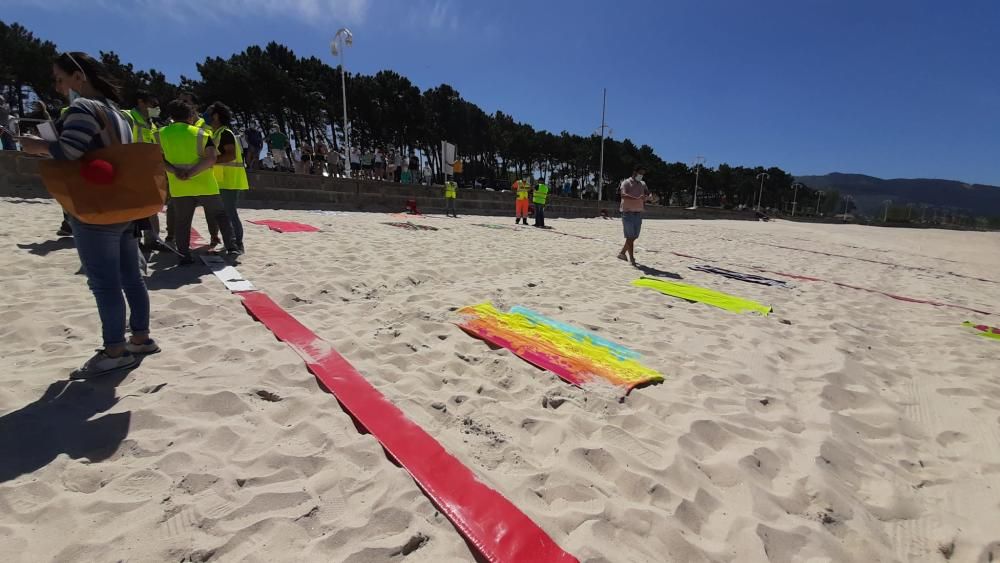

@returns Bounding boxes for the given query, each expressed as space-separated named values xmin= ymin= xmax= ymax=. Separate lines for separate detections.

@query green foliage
xmin=1 ymin=18 xmax=868 ymax=212
xmin=0 ymin=21 xmax=58 ymax=113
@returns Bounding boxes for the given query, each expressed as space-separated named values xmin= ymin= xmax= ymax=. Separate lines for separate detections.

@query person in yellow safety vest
xmin=128 ymin=90 xmax=160 ymax=143
xmin=125 ymin=89 xmax=167 ymax=250
xmin=178 ymin=91 xmax=208 ymax=129
xmin=155 ymin=99 xmax=240 ymax=265
xmin=177 ymin=91 xmax=227 ymax=244
xmin=444 ymin=178 xmax=458 ymax=218
xmin=204 ymin=102 xmax=250 ymax=253
xmin=532 ymin=178 xmax=550 ymax=228
xmin=513 ymin=177 xmax=530 ymax=225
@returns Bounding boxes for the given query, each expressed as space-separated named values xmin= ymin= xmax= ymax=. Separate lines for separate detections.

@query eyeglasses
xmin=62 ymin=52 xmax=86 ymax=77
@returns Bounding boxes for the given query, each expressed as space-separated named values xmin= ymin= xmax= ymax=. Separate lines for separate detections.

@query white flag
xmin=441 ymin=141 xmax=457 ymax=174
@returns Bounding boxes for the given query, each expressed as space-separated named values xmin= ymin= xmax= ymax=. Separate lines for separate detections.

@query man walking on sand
xmin=618 ymin=165 xmax=651 ymax=265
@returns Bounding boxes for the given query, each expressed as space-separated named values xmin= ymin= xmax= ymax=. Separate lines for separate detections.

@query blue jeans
xmin=220 ymin=189 xmax=244 ymax=247
xmin=69 ymin=217 xmax=150 ymax=348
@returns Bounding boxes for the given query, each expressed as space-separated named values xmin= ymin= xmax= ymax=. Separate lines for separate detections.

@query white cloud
xmin=10 ymin=0 xmax=370 ymax=26
xmin=427 ymin=0 xmax=457 ymax=30
xmin=406 ymin=0 xmax=458 ymax=32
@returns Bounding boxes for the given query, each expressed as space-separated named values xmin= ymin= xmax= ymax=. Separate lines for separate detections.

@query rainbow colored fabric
xmin=457 ymin=303 xmax=663 ymax=390
xmin=633 ymin=277 xmax=772 ymax=316
xmin=964 ymin=321 xmax=1000 ymax=341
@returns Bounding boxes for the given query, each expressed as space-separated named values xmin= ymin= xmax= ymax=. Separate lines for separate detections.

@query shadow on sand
xmin=16 ymin=237 xmax=75 ymax=257
xmin=0 ymin=364 xmax=142 ymax=483
xmin=633 ymin=263 xmax=683 ymax=280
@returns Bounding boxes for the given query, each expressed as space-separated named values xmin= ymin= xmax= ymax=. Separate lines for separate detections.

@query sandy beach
xmin=1 ymin=197 xmax=998 ymax=562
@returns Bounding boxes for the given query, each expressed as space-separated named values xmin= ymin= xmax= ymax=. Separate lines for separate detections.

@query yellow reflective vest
xmin=533 ymin=183 xmax=549 ymax=205
xmin=211 ymin=126 xmax=250 ymax=190
xmin=155 ymin=123 xmax=219 ymax=197
xmin=128 ymin=109 xmax=156 ymax=144
xmin=514 ymin=180 xmax=529 ymax=200
xmin=444 ymin=180 xmax=457 ymax=199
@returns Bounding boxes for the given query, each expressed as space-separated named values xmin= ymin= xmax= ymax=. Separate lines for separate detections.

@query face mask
xmin=67 ymin=89 xmax=82 ymax=103
xmin=635 ymin=174 xmax=644 ymax=182
xmin=148 ymin=107 xmax=161 ymax=118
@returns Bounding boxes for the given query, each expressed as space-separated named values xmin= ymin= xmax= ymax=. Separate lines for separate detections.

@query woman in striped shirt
xmin=20 ymin=52 xmax=160 ymax=379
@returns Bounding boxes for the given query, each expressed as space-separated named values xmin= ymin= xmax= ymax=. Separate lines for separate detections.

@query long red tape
xmin=238 ymin=291 xmax=577 ymax=563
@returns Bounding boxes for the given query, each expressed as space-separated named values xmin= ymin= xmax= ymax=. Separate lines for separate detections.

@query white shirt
xmin=619 ymin=177 xmax=650 ymax=212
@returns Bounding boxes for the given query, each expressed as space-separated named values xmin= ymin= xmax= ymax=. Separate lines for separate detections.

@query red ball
xmin=80 ymin=159 xmax=116 ymax=185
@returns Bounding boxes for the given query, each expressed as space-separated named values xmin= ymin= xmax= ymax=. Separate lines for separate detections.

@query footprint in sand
xmin=158 ymin=505 xmax=199 ymax=540
xmin=602 ymin=426 xmax=661 ymax=466
xmin=935 ymin=430 xmax=969 ymax=447
xmin=197 ymin=494 xmax=240 ymax=521
xmin=108 ymin=469 xmax=171 ymax=498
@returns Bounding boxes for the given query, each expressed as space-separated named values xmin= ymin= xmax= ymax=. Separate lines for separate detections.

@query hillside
xmin=794 ymin=173 xmax=1000 ymax=216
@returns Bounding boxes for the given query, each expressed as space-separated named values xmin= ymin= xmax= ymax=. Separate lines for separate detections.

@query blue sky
xmin=9 ymin=0 xmax=1000 ymax=184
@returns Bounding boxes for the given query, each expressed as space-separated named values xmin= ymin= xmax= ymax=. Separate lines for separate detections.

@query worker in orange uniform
xmin=513 ymin=176 xmax=531 ymax=225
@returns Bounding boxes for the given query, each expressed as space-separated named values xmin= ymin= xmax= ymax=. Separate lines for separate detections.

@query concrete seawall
xmin=0 ymin=151 xmax=757 ymax=221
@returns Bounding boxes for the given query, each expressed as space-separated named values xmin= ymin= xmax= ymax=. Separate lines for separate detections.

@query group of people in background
xmin=13 ymin=51 xmax=253 ymax=379
xmin=87 ymin=89 xmax=248 ymax=261
xmin=210 ymin=116 xmax=433 ymax=185
xmin=253 ymin=132 xmax=433 ymax=185
xmin=511 ymin=176 xmax=551 ymax=228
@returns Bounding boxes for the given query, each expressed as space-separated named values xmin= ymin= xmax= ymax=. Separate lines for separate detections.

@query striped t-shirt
xmin=49 ymin=97 xmax=134 ymax=161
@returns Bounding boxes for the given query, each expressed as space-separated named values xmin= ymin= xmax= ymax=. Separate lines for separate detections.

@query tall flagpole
xmin=331 ymin=28 xmax=354 ymax=177
xmin=598 ymin=88 xmax=607 ymax=202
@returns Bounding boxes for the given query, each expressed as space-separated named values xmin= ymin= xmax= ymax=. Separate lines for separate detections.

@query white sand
xmin=1 ymin=198 xmax=998 ymax=562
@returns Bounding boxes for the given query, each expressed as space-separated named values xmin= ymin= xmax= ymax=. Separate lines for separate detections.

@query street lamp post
xmin=689 ymin=156 xmax=705 ymax=209
xmin=597 ymin=88 xmax=610 ymax=202
xmin=331 ymin=28 xmax=354 ymax=177
xmin=791 ymin=182 xmax=803 ymax=216
xmin=882 ymin=199 xmax=892 ymax=223
xmin=755 ymin=172 xmax=770 ymax=211
xmin=842 ymin=195 xmax=853 ymax=221
xmin=816 ymin=190 xmax=824 ymax=215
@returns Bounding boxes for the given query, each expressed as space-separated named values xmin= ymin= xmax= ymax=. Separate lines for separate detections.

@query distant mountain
xmin=794 ymin=173 xmax=1000 ymax=217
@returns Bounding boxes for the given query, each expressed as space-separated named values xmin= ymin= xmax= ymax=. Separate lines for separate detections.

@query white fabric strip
xmin=200 ymin=255 xmax=255 ymax=292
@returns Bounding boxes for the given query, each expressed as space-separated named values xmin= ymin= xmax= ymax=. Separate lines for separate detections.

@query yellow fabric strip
xmin=963 ymin=321 xmax=1000 ymax=340
xmin=633 ymin=277 xmax=772 ymax=316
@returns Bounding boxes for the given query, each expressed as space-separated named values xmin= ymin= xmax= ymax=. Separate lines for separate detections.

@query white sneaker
xmin=70 ymin=349 xmax=140 ymax=380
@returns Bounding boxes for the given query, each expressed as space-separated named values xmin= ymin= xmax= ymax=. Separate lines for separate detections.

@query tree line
xmin=3 ymin=18 xmax=848 ymax=213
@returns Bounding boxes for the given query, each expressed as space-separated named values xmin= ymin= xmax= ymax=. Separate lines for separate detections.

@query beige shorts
xmin=270 ymin=148 xmax=290 ymax=165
